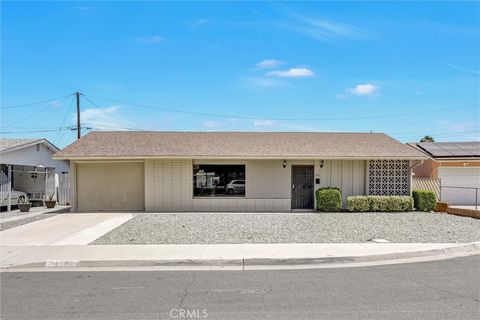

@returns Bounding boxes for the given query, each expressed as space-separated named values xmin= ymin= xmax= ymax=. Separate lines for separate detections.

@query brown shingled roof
xmin=54 ymin=131 xmax=427 ymax=159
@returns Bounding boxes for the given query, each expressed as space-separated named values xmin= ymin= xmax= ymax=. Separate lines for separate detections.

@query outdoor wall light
xmin=320 ymin=160 xmax=324 ymax=168
xmin=283 ymin=160 xmax=287 ymax=168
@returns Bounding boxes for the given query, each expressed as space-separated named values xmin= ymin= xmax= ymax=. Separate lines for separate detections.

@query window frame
xmin=192 ymin=164 xmax=246 ymax=198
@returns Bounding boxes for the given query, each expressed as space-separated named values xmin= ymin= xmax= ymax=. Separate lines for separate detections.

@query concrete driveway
xmin=0 ymin=213 xmax=133 ymax=246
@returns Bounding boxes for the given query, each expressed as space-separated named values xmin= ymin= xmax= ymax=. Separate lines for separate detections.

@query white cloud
xmin=253 ymin=119 xmax=275 ymax=126
xmin=347 ymin=83 xmax=378 ymax=95
xmin=191 ymin=19 xmax=208 ymax=27
xmin=203 ymin=120 xmax=218 ymax=128
xmin=80 ymin=106 xmax=134 ymax=131
xmin=266 ymin=67 xmax=314 ymax=78
xmin=336 ymin=94 xmax=347 ymax=99
xmin=245 ymin=77 xmax=284 ymax=89
xmin=437 ymin=119 xmax=476 ymax=131
xmin=134 ymin=35 xmax=165 ymax=44
xmin=256 ymin=59 xmax=285 ymax=69
xmin=301 ymin=18 xmax=367 ymax=40
xmin=445 ymin=63 xmax=480 ymax=75
xmin=279 ymin=8 xmax=371 ymax=42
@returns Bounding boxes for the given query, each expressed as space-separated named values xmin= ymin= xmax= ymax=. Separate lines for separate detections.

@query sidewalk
xmin=1 ymin=242 xmax=479 ymax=270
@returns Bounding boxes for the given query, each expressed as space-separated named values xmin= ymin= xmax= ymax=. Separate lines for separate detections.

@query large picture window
xmin=193 ymin=164 xmax=245 ymax=197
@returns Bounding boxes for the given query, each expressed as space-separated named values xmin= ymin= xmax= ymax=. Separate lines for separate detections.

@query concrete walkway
xmin=0 ymin=213 xmax=133 ymax=246
xmin=0 ymin=205 xmax=70 ymax=223
xmin=1 ymin=242 xmax=478 ymax=270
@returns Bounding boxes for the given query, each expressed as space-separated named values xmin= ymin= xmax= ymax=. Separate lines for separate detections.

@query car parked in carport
xmin=0 ymin=189 xmax=28 ymax=208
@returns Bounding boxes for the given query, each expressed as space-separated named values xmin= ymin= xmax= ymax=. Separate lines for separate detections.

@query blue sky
xmin=1 ymin=1 xmax=479 ymax=148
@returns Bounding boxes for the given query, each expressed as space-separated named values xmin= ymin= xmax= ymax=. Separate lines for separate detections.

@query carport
xmin=0 ymin=164 xmax=56 ymax=211
xmin=0 ymin=138 xmax=70 ymax=212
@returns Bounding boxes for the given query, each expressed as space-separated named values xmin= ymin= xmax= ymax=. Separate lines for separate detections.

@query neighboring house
xmin=54 ymin=131 xmax=427 ymax=212
xmin=409 ymin=141 xmax=480 ymax=205
xmin=0 ymin=138 xmax=70 ymax=208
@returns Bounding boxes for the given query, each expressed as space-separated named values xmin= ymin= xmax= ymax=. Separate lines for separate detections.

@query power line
xmin=3 ymin=104 xmax=60 ymax=129
xmin=2 ymin=94 xmax=74 ymax=129
xmin=54 ymin=95 xmax=75 ymax=144
xmin=0 ymin=127 xmax=71 ymax=134
xmin=82 ymin=96 xmax=143 ymax=131
xmin=82 ymin=123 xmax=145 ymax=131
xmin=0 ymin=93 xmax=75 ymax=109
xmin=85 ymin=94 xmax=478 ymax=121
xmin=393 ymin=129 xmax=480 ymax=139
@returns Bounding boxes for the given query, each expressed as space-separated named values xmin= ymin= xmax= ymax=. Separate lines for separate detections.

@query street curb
xmin=4 ymin=242 xmax=480 ymax=270
xmin=245 ymin=242 xmax=480 ymax=266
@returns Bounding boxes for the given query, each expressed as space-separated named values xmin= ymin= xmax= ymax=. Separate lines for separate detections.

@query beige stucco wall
xmin=70 ymin=159 xmax=370 ymax=212
xmin=76 ymin=161 xmax=145 ymax=211
xmin=145 ymin=159 xmax=293 ymax=212
xmin=316 ymin=160 xmax=366 ymax=205
xmin=144 ymin=159 xmax=367 ymax=212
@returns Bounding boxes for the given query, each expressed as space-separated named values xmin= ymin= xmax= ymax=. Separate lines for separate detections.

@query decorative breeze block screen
xmin=367 ymin=160 xmax=409 ymax=195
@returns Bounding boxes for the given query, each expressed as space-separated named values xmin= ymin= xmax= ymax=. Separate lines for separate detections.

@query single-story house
xmin=0 ymin=138 xmax=70 ymax=209
xmin=409 ymin=141 xmax=480 ymax=205
xmin=53 ymin=131 xmax=427 ymax=212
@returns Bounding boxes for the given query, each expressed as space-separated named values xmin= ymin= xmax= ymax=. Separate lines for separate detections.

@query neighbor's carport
xmin=75 ymin=162 xmax=144 ymax=211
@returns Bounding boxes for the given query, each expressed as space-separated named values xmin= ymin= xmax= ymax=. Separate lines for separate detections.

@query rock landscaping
xmin=92 ymin=212 xmax=480 ymax=245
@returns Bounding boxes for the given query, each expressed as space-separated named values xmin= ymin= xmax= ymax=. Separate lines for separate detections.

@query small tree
xmin=420 ymin=135 xmax=435 ymax=142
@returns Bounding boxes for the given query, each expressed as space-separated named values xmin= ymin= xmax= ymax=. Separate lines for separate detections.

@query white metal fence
xmin=0 ymin=170 xmax=9 ymax=206
xmin=57 ymin=173 xmax=70 ymax=205
xmin=440 ymin=185 xmax=479 ymax=210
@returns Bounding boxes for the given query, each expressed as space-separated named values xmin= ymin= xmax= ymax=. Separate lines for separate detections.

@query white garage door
xmin=439 ymin=167 xmax=480 ymax=205
xmin=77 ymin=162 xmax=145 ymax=211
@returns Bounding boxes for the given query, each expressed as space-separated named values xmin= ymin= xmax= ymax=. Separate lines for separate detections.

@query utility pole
xmin=76 ymin=91 xmax=81 ymax=140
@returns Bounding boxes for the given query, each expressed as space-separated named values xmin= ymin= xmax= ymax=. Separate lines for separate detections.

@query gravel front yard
xmin=92 ymin=212 xmax=480 ymax=245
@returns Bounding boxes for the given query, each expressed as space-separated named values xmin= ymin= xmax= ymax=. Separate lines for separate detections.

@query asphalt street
xmin=1 ymin=256 xmax=479 ymax=320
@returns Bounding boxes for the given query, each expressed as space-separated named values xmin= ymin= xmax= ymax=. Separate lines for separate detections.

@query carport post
xmin=7 ymin=164 xmax=11 ymax=212
xmin=44 ymin=168 xmax=48 ymax=206
xmin=476 ymin=188 xmax=478 ymax=211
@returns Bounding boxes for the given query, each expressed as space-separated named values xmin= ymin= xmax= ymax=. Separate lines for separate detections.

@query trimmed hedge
xmin=347 ymin=195 xmax=413 ymax=212
xmin=412 ymin=190 xmax=437 ymax=212
xmin=346 ymin=196 xmax=369 ymax=212
xmin=316 ymin=187 xmax=342 ymax=212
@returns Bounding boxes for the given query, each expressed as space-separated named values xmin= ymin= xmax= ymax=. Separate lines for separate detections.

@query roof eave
xmin=0 ymin=139 xmax=60 ymax=154
xmin=53 ymin=155 xmax=428 ymax=161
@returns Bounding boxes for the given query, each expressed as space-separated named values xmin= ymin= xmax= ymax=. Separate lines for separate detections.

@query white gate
xmin=0 ymin=170 xmax=10 ymax=207
xmin=58 ymin=172 xmax=70 ymax=205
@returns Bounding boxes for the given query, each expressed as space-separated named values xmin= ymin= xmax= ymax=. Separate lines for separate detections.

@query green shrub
xmin=367 ymin=196 xmax=385 ymax=211
xmin=347 ymin=195 xmax=413 ymax=212
xmin=316 ymin=187 xmax=342 ymax=212
xmin=412 ymin=190 xmax=437 ymax=212
xmin=347 ymin=196 xmax=369 ymax=212
xmin=387 ymin=196 xmax=414 ymax=211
